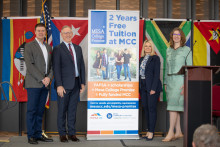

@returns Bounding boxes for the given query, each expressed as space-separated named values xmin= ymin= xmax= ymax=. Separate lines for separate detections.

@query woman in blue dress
xmin=162 ymin=27 xmax=192 ymax=142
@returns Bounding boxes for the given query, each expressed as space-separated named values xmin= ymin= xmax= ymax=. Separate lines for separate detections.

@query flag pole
xmin=41 ymin=0 xmax=52 ymax=139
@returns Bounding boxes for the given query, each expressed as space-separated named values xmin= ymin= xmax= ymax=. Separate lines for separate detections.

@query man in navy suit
xmin=53 ymin=25 xmax=85 ymax=142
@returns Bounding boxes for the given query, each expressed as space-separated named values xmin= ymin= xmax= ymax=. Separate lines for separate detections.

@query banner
xmin=51 ymin=18 xmax=88 ymax=101
xmin=145 ymin=19 xmax=191 ymax=101
xmin=87 ymin=10 xmax=139 ymax=140
xmin=1 ymin=17 xmax=40 ymax=102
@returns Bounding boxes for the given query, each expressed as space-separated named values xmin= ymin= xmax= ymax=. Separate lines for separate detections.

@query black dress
xmin=93 ymin=56 xmax=102 ymax=68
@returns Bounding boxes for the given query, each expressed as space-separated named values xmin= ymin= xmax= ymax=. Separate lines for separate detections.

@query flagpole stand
xmin=42 ymin=130 xmax=51 ymax=139
xmin=42 ymin=109 xmax=52 ymax=139
xmin=19 ymin=102 xmax=22 ymax=136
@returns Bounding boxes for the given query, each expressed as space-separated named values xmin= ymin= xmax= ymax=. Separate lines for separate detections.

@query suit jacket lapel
xmin=72 ymin=44 xmax=78 ymax=58
xmin=61 ymin=42 xmax=74 ymax=62
xmin=33 ymin=39 xmax=45 ymax=59
xmin=45 ymin=44 xmax=51 ymax=72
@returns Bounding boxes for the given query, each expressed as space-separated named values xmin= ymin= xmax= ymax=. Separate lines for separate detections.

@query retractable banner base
xmin=87 ymin=135 xmax=139 ymax=140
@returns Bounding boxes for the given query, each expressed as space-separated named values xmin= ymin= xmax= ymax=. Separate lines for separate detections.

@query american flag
xmin=41 ymin=0 xmax=52 ymax=46
xmin=41 ymin=0 xmax=52 ymax=108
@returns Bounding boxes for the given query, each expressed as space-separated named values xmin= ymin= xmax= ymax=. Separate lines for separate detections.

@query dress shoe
xmin=162 ymin=137 xmax=176 ymax=142
xmin=60 ymin=135 xmax=68 ymax=142
xmin=146 ymin=133 xmax=154 ymax=141
xmin=146 ymin=136 xmax=154 ymax=141
xmin=28 ymin=137 xmax=38 ymax=144
xmin=37 ymin=135 xmax=53 ymax=142
xmin=175 ymin=134 xmax=184 ymax=139
xmin=68 ymin=135 xmax=80 ymax=142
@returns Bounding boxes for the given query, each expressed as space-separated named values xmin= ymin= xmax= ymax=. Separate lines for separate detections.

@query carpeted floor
xmin=0 ymin=135 xmax=183 ymax=147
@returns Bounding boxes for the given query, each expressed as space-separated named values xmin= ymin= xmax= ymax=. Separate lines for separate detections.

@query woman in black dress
xmin=93 ymin=51 xmax=102 ymax=78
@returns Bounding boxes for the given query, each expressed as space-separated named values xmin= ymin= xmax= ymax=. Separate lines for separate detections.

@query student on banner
xmin=101 ymin=48 xmax=108 ymax=80
xmin=115 ymin=50 xmax=124 ymax=81
xmin=163 ymin=27 xmax=192 ymax=142
xmin=123 ymin=48 xmax=132 ymax=81
xmin=93 ymin=51 xmax=102 ymax=78
xmin=139 ymin=40 xmax=162 ymax=141
xmin=108 ymin=52 xmax=116 ymax=81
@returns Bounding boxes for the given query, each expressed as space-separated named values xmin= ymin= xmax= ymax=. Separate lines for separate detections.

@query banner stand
xmin=87 ymin=10 xmax=140 ymax=140
xmin=87 ymin=135 xmax=139 ymax=140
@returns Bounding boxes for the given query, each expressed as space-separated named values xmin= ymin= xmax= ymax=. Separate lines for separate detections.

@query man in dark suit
xmin=24 ymin=23 xmax=53 ymax=144
xmin=53 ymin=25 xmax=85 ymax=142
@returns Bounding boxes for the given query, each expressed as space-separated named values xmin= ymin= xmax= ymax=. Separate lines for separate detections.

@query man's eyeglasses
xmin=62 ymin=32 xmax=72 ymax=35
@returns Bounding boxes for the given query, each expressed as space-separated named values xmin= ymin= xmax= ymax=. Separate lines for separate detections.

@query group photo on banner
xmin=1 ymin=6 xmax=220 ymax=147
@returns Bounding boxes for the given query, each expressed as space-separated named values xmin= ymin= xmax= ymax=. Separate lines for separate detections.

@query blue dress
xmin=164 ymin=46 xmax=192 ymax=111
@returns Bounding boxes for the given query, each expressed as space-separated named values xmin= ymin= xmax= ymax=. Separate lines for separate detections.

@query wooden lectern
xmin=178 ymin=66 xmax=220 ymax=147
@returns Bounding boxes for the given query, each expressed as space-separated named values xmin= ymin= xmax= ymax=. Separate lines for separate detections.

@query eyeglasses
xmin=62 ymin=32 xmax=72 ymax=35
xmin=173 ymin=33 xmax=181 ymax=36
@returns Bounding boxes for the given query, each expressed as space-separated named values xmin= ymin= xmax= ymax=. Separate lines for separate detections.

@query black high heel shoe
xmin=146 ymin=134 xmax=154 ymax=141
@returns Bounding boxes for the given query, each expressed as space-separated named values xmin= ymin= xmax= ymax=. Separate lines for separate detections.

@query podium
xmin=178 ymin=66 xmax=220 ymax=147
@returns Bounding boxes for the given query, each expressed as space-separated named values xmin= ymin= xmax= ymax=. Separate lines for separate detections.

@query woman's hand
xmin=180 ymin=85 xmax=184 ymax=95
xmin=150 ymin=90 xmax=155 ymax=95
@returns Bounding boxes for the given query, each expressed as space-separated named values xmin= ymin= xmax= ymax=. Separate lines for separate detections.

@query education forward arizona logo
xmin=90 ymin=113 xmax=103 ymax=119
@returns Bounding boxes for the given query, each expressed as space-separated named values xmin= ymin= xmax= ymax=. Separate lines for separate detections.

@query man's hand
xmin=80 ymin=84 xmax=85 ymax=93
xmin=42 ymin=77 xmax=50 ymax=87
xmin=150 ymin=90 xmax=155 ymax=95
xmin=57 ymin=86 xmax=66 ymax=98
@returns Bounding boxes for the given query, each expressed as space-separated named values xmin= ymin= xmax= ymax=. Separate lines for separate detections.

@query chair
xmin=0 ymin=81 xmax=17 ymax=112
xmin=212 ymin=84 xmax=220 ymax=130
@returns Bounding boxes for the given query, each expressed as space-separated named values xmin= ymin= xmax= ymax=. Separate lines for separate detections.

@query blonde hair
xmin=141 ymin=40 xmax=156 ymax=57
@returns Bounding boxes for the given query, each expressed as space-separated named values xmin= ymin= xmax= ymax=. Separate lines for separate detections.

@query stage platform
xmin=0 ymin=135 xmax=183 ymax=147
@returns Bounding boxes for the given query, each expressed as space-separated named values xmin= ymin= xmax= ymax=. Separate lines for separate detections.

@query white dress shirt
xmin=35 ymin=38 xmax=48 ymax=74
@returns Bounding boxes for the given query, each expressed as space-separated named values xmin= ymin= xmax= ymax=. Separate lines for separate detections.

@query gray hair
xmin=61 ymin=25 xmax=72 ymax=32
xmin=193 ymin=124 xmax=220 ymax=147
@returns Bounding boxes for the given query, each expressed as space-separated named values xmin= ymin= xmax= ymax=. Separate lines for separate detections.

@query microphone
xmin=193 ymin=40 xmax=197 ymax=46
xmin=184 ymin=40 xmax=196 ymax=66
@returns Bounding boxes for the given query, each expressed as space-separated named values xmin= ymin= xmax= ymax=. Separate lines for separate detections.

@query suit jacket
xmin=53 ymin=42 xmax=85 ymax=90
xmin=139 ymin=55 xmax=162 ymax=93
xmin=24 ymin=39 xmax=53 ymax=88
xmin=101 ymin=53 xmax=108 ymax=67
